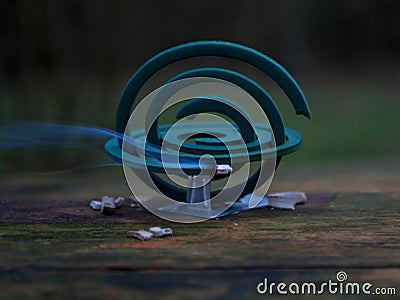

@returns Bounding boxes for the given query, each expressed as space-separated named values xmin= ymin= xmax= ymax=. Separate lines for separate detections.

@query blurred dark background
xmin=0 ymin=0 xmax=399 ymax=172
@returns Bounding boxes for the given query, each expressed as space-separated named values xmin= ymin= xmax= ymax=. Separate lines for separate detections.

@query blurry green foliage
xmin=0 ymin=0 xmax=399 ymax=170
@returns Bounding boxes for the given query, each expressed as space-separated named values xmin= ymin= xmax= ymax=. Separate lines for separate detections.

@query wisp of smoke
xmin=0 ymin=121 xmax=201 ymax=174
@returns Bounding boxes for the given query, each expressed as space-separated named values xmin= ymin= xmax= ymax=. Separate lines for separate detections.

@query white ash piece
xmin=89 ymin=196 xmax=127 ymax=214
xmin=267 ymin=191 xmax=307 ymax=210
xmin=215 ymin=164 xmax=233 ymax=175
xmin=101 ymin=195 xmax=116 ymax=215
xmin=149 ymin=227 xmax=173 ymax=237
xmin=127 ymin=227 xmax=174 ymax=241
xmin=160 ymin=228 xmax=173 ymax=236
xmin=126 ymin=230 xmax=153 ymax=241
xmin=113 ymin=197 xmax=125 ymax=209
xmin=90 ymin=200 xmax=102 ymax=211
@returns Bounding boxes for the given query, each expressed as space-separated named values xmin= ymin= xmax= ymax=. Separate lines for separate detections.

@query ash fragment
xmin=149 ymin=227 xmax=173 ymax=237
xmin=127 ymin=227 xmax=173 ymax=241
xmin=90 ymin=200 xmax=102 ymax=211
xmin=114 ymin=197 xmax=125 ymax=209
xmin=267 ymin=191 xmax=307 ymax=210
xmin=127 ymin=230 xmax=153 ymax=241
xmin=90 ymin=195 xmax=128 ymax=215
xmin=101 ymin=195 xmax=116 ymax=215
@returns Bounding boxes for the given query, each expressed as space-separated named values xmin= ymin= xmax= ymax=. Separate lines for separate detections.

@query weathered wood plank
xmin=0 ymin=192 xmax=399 ymax=299
xmin=0 ymin=193 xmax=398 ymax=269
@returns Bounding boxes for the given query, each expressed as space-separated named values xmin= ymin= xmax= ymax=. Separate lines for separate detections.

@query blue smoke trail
xmin=0 ymin=121 xmax=202 ymax=173
xmin=0 ymin=121 xmax=124 ymax=173
xmin=0 ymin=121 xmax=124 ymax=149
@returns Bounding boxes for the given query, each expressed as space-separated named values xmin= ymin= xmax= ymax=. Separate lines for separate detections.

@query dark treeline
xmin=0 ymin=0 xmax=399 ymax=122
xmin=1 ymin=0 xmax=399 ymax=76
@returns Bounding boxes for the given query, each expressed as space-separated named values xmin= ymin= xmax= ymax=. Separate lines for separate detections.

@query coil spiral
xmin=105 ymin=41 xmax=311 ymax=221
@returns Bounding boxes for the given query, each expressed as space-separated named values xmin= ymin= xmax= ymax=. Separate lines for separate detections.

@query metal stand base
xmin=186 ymin=175 xmax=211 ymax=203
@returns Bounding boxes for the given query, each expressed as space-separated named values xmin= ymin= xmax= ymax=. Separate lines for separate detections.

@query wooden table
xmin=0 ymin=168 xmax=399 ymax=299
